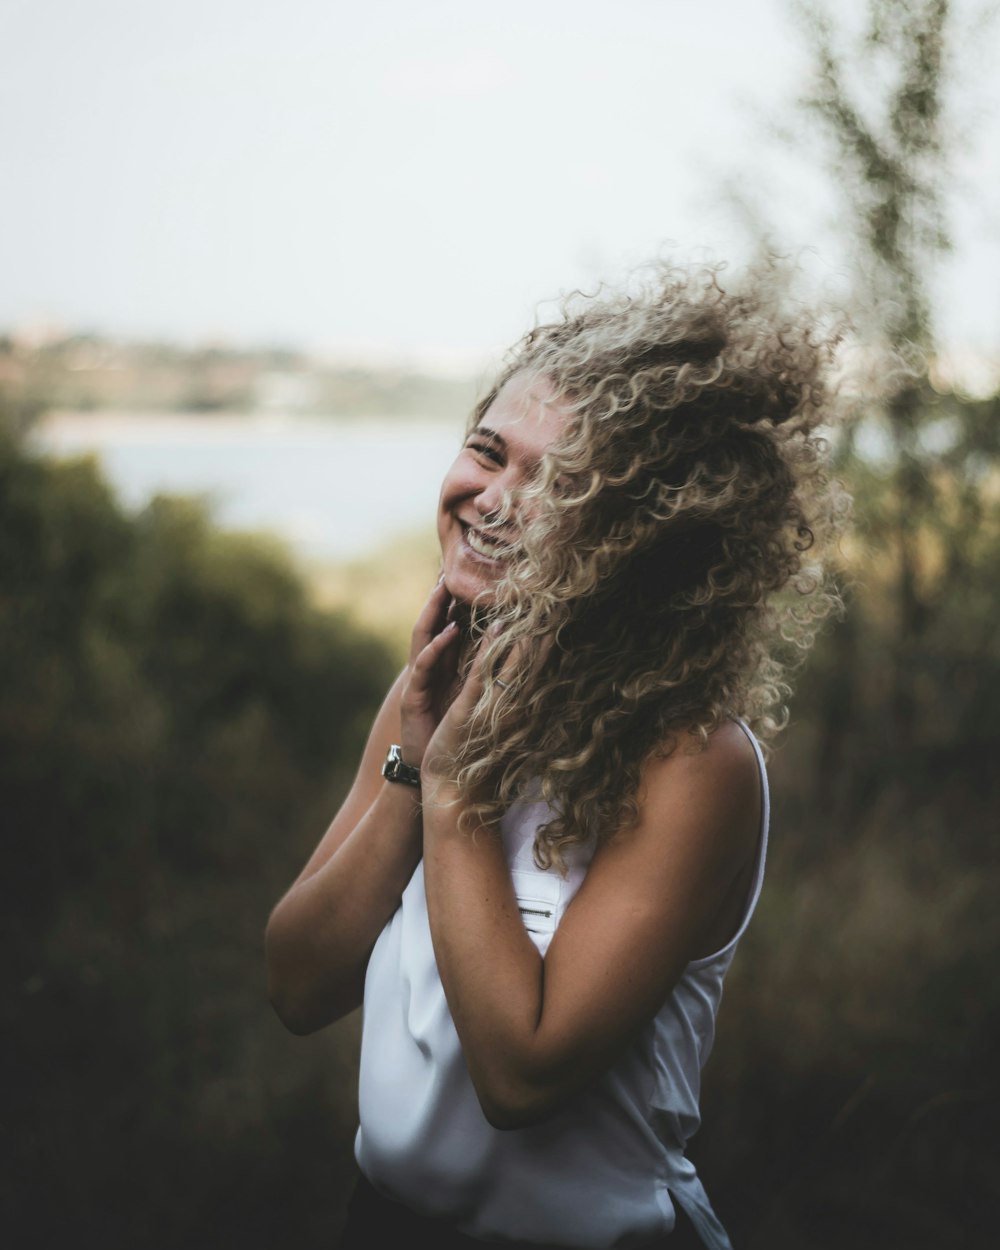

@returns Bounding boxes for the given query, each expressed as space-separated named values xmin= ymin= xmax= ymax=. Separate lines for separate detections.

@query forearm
xmin=422 ymin=787 xmax=566 ymax=1127
xmin=266 ymin=781 xmax=422 ymax=1033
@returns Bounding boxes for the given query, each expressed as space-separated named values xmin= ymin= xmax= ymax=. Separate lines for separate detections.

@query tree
xmin=695 ymin=7 xmax=1000 ymax=1245
xmin=784 ymin=0 xmax=1000 ymax=800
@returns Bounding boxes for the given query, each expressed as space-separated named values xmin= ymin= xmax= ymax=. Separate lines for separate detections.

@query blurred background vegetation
xmin=3 ymin=2 xmax=998 ymax=1248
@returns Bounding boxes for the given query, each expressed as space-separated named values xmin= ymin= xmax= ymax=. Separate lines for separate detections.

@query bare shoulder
xmin=572 ymin=721 xmax=759 ymax=946
xmin=636 ymin=720 xmax=761 ymax=853
xmin=552 ymin=718 xmax=764 ymax=1004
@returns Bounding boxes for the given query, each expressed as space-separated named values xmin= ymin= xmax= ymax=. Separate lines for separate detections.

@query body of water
xmin=31 ymin=412 xmax=465 ymax=562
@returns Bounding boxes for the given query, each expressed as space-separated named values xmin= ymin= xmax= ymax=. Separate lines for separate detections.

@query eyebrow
xmin=468 ymin=425 xmax=505 ymax=445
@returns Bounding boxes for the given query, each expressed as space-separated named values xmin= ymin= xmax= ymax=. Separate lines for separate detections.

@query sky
xmin=2 ymin=0 xmax=998 ymax=376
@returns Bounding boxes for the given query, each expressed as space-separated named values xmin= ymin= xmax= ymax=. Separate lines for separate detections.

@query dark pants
xmin=338 ymin=1173 xmax=709 ymax=1250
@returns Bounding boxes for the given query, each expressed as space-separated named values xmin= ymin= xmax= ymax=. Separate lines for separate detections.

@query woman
xmin=266 ymin=264 xmax=844 ymax=1249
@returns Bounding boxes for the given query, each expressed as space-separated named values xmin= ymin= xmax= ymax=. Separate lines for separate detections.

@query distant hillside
xmin=0 ymin=332 xmax=483 ymax=423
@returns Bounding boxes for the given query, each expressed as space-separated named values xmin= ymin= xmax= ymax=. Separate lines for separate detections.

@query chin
xmin=448 ymin=582 xmax=496 ymax=611
xmin=443 ymin=569 xmax=498 ymax=612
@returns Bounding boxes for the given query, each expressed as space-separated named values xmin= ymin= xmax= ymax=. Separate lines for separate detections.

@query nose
xmin=474 ymin=470 xmax=513 ymax=524
xmin=474 ymin=481 xmax=504 ymax=523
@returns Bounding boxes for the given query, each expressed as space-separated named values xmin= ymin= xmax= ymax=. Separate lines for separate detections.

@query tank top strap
xmin=732 ymin=716 xmax=769 ymax=935
xmin=686 ymin=717 xmax=769 ymax=968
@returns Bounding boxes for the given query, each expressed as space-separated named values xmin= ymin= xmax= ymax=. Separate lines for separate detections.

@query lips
xmin=462 ymin=523 xmax=514 ymax=562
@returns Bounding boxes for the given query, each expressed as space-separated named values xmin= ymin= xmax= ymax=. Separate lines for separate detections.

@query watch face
xmin=383 ymin=746 xmax=418 ymax=786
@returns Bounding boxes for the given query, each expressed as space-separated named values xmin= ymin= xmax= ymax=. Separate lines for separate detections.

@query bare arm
xmin=265 ymin=578 xmax=460 ymax=1034
xmin=422 ymin=659 xmax=761 ymax=1128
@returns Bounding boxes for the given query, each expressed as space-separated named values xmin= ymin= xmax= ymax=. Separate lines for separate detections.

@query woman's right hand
xmin=267 ymin=576 xmax=463 ymax=1033
xmin=399 ymin=576 xmax=462 ymax=769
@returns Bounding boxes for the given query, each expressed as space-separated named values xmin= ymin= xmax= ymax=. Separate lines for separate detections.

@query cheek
xmin=437 ymin=465 xmax=466 ymax=540
xmin=438 ymin=458 xmax=479 ymax=511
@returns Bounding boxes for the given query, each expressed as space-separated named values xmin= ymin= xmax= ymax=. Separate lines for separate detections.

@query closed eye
xmin=467 ymin=439 xmax=504 ymax=466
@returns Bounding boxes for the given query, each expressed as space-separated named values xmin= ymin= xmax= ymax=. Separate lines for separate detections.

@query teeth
xmin=465 ymin=527 xmax=511 ymax=560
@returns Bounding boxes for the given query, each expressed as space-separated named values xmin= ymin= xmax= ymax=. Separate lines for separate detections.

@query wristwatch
xmin=382 ymin=744 xmax=421 ymax=788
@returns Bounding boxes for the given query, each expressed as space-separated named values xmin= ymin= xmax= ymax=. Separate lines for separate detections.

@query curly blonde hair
xmin=449 ymin=262 xmax=847 ymax=870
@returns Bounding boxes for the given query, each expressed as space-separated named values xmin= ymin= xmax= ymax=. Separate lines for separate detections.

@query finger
xmin=447 ymin=630 xmax=493 ymax=715
xmin=482 ymin=623 xmax=553 ymax=693
xmin=409 ymin=619 xmax=460 ymax=691
xmin=409 ymin=576 xmax=452 ymax=662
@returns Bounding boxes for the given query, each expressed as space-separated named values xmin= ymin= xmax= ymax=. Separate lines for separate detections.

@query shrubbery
xmin=0 ymin=430 xmax=394 ymax=1246
xmin=3 ymin=386 xmax=998 ymax=1245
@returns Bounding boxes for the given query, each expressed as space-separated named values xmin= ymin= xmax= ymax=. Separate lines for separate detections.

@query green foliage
xmin=690 ymin=4 xmax=1000 ymax=1245
xmin=0 ymin=428 xmax=394 ymax=1245
xmin=781 ymin=0 xmax=1000 ymax=792
xmin=796 ymin=0 xmax=953 ymax=346
xmin=3 ymin=5 xmax=997 ymax=1244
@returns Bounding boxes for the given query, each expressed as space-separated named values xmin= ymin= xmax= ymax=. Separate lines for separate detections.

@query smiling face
xmin=438 ymin=373 xmax=571 ymax=607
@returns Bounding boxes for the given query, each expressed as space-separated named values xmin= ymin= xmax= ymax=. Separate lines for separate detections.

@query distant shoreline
xmin=37 ymin=408 xmax=466 ymax=431
xmin=29 ymin=410 xmax=463 ymax=564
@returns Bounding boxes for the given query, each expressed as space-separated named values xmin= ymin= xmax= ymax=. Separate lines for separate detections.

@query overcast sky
xmin=2 ymin=0 xmax=997 ymax=373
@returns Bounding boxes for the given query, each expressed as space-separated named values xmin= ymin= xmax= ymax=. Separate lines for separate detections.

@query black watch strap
xmin=382 ymin=744 xmax=421 ymax=788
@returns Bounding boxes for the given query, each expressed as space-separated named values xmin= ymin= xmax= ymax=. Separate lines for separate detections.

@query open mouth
xmin=462 ymin=523 xmax=514 ymax=562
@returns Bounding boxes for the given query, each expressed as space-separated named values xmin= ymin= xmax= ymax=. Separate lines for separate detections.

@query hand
xmin=399 ymin=577 xmax=462 ymax=770
xmin=422 ymin=619 xmax=521 ymax=788
xmin=421 ymin=616 xmax=557 ymax=790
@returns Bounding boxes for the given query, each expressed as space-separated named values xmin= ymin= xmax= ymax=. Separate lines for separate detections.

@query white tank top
xmin=355 ymin=722 xmax=769 ymax=1248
